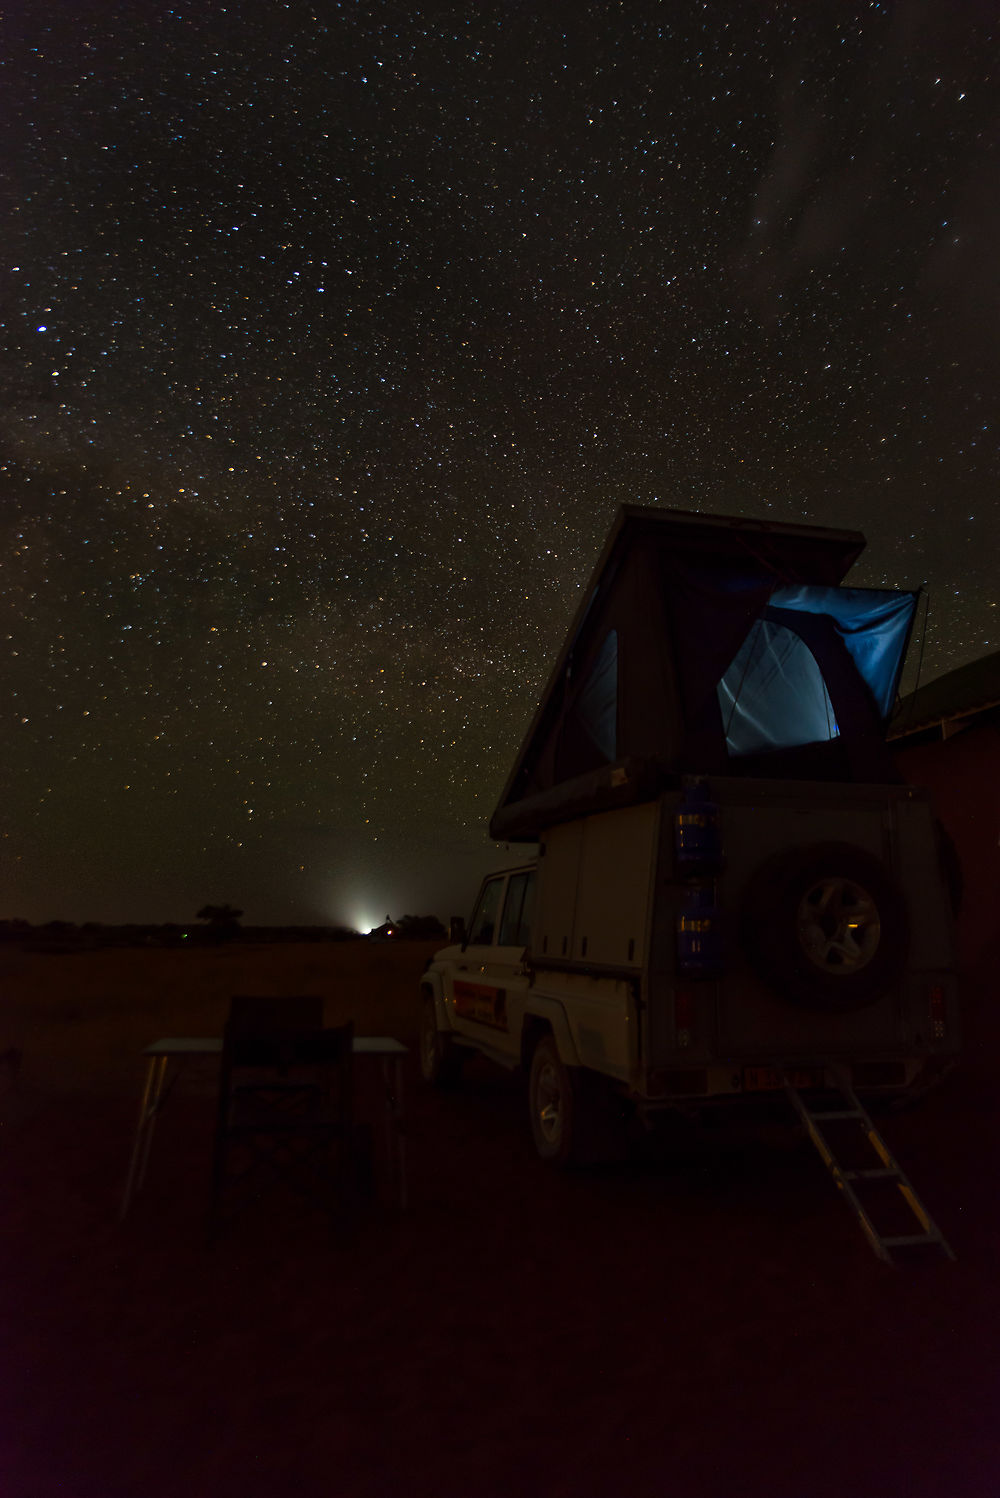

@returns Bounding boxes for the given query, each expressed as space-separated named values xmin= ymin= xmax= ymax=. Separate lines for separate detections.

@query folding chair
xmin=227 ymin=993 xmax=324 ymax=1032
xmin=209 ymin=996 xmax=354 ymax=1237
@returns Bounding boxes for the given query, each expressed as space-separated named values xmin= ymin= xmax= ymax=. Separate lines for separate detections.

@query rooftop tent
xmin=491 ymin=506 xmax=917 ymax=841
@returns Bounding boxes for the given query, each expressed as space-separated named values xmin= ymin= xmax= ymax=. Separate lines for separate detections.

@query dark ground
xmin=1 ymin=940 xmax=997 ymax=1498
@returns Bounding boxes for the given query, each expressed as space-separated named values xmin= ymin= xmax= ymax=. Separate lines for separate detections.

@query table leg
xmin=394 ymin=1054 xmax=407 ymax=1212
xmin=136 ymin=1054 xmax=170 ymax=1190
xmin=119 ymin=1056 xmax=162 ymax=1221
xmin=381 ymin=1055 xmax=407 ymax=1211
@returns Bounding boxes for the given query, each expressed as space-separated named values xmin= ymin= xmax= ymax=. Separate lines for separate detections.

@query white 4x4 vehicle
xmin=419 ymin=508 xmax=960 ymax=1165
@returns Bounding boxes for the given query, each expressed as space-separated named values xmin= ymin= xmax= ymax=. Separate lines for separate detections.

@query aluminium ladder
xmin=779 ymin=1064 xmax=956 ymax=1265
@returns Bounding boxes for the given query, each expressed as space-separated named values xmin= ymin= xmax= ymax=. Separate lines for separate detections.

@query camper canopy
xmin=491 ymin=506 xmax=918 ymax=841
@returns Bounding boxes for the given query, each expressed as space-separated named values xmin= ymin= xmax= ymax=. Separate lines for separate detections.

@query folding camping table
xmin=120 ymin=1035 xmax=409 ymax=1219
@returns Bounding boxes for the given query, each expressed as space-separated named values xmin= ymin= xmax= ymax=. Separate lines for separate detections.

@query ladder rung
xmin=841 ymin=1167 xmax=900 ymax=1181
xmin=777 ymin=1065 xmax=955 ymax=1262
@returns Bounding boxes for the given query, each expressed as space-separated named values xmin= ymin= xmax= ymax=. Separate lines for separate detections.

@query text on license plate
xmin=743 ymin=1066 xmax=824 ymax=1092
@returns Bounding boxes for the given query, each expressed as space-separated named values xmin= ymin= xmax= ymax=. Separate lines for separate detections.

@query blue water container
xmin=676 ymin=884 xmax=723 ymax=977
xmin=674 ymin=781 xmax=722 ymax=874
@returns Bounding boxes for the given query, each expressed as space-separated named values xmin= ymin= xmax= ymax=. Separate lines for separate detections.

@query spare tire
xmin=740 ymin=842 xmax=909 ymax=1012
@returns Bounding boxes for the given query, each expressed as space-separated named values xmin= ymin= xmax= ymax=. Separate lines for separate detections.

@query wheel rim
xmin=796 ymin=876 xmax=881 ymax=974
xmin=535 ymin=1059 xmax=562 ymax=1146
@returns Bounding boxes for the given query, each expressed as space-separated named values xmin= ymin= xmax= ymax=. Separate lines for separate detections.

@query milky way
xmin=3 ymin=1 xmax=998 ymax=925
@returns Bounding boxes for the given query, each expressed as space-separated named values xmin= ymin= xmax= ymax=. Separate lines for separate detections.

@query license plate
xmin=743 ymin=1066 xmax=824 ymax=1092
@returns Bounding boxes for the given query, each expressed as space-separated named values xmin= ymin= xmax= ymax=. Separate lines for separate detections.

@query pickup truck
xmin=419 ymin=507 xmax=960 ymax=1164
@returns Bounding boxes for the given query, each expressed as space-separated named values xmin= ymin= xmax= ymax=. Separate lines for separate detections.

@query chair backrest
xmin=210 ymin=1014 xmax=355 ymax=1226
xmin=227 ymin=994 xmax=324 ymax=1033
xmin=221 ymin=995 xmax=353 ymax=1098
xmin=226 ymin=1022 xmax=354 ymax=1073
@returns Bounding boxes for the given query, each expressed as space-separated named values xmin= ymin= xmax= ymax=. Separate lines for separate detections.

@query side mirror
xmin=449 ymin=915 xmax=467 ymax=945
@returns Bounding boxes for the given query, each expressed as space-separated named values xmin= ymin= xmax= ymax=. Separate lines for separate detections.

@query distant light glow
xmin=348 ymin=906 xmax=384 ymax=936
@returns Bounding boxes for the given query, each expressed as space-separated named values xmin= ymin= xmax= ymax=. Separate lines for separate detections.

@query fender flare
xmin=519 ymin=995 xmax=581 ymax=1068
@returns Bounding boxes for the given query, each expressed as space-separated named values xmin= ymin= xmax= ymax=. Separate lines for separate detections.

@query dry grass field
xmin=2 ymin=936 xmax=999 ymax=1498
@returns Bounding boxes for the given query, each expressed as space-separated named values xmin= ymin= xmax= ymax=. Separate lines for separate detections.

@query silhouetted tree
xmin=196 ymin=903 xmax=243 ymax=925
xmin=196 ymin=903 xmax=243 ymax=941
xmin=395 ymin=914 xmax=448 ymax=939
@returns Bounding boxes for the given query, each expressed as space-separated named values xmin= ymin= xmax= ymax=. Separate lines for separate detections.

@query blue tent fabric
xmin=769 ymin=585 xmax=917 ymax=718
xmin=717 ymin=584 xmax=917 ymax=758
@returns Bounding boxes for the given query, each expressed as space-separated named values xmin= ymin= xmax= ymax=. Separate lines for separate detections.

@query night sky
xmin=3 ymin=1 xmax=998 ymax=928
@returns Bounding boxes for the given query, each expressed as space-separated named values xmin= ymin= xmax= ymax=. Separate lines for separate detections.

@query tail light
xmin=929 ymin=984 xmax=946 ymax=1040
xmin=675 ymin=986 xmax=694 ymax=1048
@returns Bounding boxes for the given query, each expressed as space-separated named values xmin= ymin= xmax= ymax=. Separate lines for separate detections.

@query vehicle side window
xmin=468 ymin=877 xmax=504 ymax=946
xmin=498 ymin=870 xmax=536 ymax=948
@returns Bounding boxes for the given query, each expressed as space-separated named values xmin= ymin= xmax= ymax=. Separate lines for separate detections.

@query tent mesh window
xmin=719 ymin=619 xmax=838 ymax=757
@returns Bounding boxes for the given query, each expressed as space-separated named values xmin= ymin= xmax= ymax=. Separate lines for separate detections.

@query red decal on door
xmin=453 ymin=980 xmax=508 ymax=1030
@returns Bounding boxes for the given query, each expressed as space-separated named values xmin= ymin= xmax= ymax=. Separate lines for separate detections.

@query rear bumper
xmin=635 ymin=1053 xmax=954 ymax=1107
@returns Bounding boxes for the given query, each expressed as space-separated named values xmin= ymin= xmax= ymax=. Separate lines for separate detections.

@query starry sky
xmin=3 ymin=0 xmax=998 ymax=928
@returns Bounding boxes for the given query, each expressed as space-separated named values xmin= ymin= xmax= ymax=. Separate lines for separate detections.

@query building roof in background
xmin=889 ymin=649 xmax=1000 ymax=740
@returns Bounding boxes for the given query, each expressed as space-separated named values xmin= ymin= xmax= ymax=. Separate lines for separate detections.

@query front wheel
xmin=528 ymin=1036 xmax=627 ymax=1167
xmin=419 ymin=993 xmax=463 ymax=1088
xmin=529 ymin=1037 xmax=575 ymax=1165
